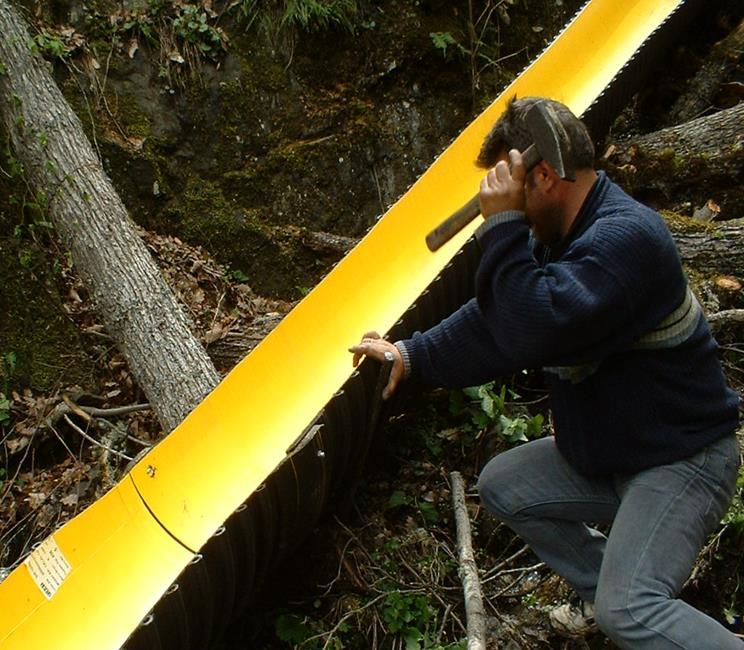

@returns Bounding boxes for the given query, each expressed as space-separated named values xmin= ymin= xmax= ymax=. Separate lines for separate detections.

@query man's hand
xmin=479 ymin=149 xmax=526 ymax=218
xmin=349 ymin=331 xmax=405 ymax=400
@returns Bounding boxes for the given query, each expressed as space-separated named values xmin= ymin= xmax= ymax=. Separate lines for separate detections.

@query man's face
xmin=523 ymin=169 xmax=563 ymax=246
xmin=492 ymin=150 xmax=563 ymax=246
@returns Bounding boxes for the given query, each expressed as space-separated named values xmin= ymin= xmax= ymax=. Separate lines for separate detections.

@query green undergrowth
xmin=234 ymin=375 xmax=555 ymax=649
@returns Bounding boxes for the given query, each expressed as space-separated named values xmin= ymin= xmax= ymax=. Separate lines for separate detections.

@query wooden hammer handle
xmin=425 ymin=195 xmax=481 ymax=252
xmin=425 ymin=144 xmax=540 ymax=252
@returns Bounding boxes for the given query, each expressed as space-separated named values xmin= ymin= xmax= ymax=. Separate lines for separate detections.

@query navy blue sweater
xmin=400 ymin=172 xmax=739 ymax=475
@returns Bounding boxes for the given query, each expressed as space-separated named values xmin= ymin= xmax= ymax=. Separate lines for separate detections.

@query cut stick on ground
xmin=450 ymin=471 xmax=487 ymax=650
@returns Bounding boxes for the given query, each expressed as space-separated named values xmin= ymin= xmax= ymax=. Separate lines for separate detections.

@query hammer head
xmin=525 ymin=101 xmax=576 ymax=181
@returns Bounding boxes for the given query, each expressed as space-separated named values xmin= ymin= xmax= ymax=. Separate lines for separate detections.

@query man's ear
xmin=534 ymin=160 xmax=560 ymax=191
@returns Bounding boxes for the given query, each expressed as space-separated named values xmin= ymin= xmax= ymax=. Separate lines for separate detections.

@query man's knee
xmin=477 ymin=453 xmax=518 ymax=521
xmin=477 ymin=438 xmax=561 ymax=521
xmin=594 ymin=593 xmax=637 ymax=644
xmin=594 ymin=585 xmax=658 ymax=645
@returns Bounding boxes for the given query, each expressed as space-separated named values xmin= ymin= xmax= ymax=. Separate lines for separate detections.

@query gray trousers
xmin=477 ymin=434 xmax=742 ymax=649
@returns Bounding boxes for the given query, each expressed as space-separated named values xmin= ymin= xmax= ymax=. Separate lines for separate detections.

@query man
xmin=350 ymin=97 xmax=742 ymax=649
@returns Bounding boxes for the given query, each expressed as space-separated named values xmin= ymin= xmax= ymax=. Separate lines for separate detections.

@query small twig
xmin=300 ymin=593 xmax=388 ymax=650
xmin=0 ymin=431 xmax=36 ymax=504
xmin=451 ymin=471 xmax=487 ymax=650
xmin=435 ymin=603 xmax=453 ymax=645
xmin=125 ymin=434 xmax=152 ymax=448
xmin=58 ymin=396 xmax=152 ymax=449
xmin=47 ymin=422 xmax=77 ymax=461
xmin=320 ymin=536 xmax=356 ymax=596
xmin=62 ymin=414 xmax=132 ymax=461
xmin=72 ymin=402 xmax=151 ymax=418
xmin=685 ymin=526 xmax=726 ymax=586
xmin=489 ymin=562 xmax=545 ymax=598
xmin=482 ymin=543 xmax=531 ymax=580
xmin=209 ymin=291 xmax=227 ymax=332
xmin=487 ymin=562 xmax=545 ymax=579
xmin=371 ymin=163 xmax=385 ymax=215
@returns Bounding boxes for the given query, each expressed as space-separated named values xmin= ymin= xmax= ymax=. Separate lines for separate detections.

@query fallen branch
xmin=54 ymin=396 xmax=152 ymax=450
xmin=71 ymin=402 xmax=151 ymax=418
xmin=708 ymin=309 xmax=744 ymax=329
xmin=302 ymin=229 xmax=359 ymax=256
xmin=62 ymin=413 xmax=132 ymax=461
xmin=667 ymin=217 xmax=744 ymax=278
xmin=450 ymin=471 xmax=487 ymax=650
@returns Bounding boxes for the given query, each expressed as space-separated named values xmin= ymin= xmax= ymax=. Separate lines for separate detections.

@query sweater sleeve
xmin=474 ymin=214 xmax=683 ymax=368
xmin=398 ymin=298 xmax=524 ymax=388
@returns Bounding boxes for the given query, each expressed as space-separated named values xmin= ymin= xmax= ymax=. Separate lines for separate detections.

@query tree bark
xmin=667 ymin=217 xmax=744 ymax=278
xmin=0 ymin=1 xmax=219 ymax=431
xmin=605 ymin=102 xmax=744 ymax=216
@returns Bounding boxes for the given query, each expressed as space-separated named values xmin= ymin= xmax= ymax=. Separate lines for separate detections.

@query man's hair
xmin=476 ymin=96 xmax=595 ymax=170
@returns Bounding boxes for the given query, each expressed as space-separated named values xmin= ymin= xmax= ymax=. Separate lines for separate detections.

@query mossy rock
xmin=154 ymin=176 xmax=323 ymax=298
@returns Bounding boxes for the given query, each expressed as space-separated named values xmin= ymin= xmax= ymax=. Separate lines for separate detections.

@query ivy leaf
xmin=274 ymin=613 xmax=310 ymax=643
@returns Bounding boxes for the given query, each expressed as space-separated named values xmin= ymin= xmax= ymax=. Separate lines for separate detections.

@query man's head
xmin=477 ymin=96 xmax=595 ymax=170
xmin=478 ymin=97 xmax=596 ymax=245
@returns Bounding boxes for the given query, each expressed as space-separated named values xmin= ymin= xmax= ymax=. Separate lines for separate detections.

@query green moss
xmin=0 ymin=239 xmax=98 ymax=390
xmin=156 ymin=176 xmax=320 ymax=297
xmin=660 ymin=209 xmax=715 ymax=234
xmin=113 ymin=90 xmax=153 ymax=139
xmin=661 ymin=210 xmax=727 ymax=246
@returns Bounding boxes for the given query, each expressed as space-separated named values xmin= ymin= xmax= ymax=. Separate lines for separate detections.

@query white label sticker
xmin=24 ymin=536 xmax=71 ymax=600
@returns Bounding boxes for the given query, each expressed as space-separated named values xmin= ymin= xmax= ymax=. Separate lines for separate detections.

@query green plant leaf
xmin=274 ymin=612 xmax=311 ymax=643
xmin=403 ymin=626 xmax=422 ymax=650
xmin=429 ymin=31 xmax=457 ymax=56
xmin=418 ymin=501 xmax=439 ymax=524
xmin=388 ymin=490 xmax=411 ymax=508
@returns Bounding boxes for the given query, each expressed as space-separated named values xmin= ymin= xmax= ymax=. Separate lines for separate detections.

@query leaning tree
xmin=0 ymin=0 xmax=219 ymax=431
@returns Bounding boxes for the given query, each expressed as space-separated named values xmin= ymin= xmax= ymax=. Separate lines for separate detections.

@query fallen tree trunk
xmin=605 ymin=102 xmax=744 ymax=216
xmin=666 ymin=216 xmax=744 ymax=278
xmin=0 ymin=1 xmax=219 ymax=431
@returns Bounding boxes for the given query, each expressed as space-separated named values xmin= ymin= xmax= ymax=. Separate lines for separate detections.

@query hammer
xmin=425 ymin=101 xmax=576 ymax=252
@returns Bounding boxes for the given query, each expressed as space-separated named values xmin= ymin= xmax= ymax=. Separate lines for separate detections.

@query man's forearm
xmin=396 ymin=298 xmax=521 ymax=389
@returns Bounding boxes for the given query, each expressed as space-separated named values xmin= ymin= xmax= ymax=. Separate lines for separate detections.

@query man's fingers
xmin=382 ymin=366 xmax=402 ymax=400
xmin=349 ymin=340 xmax=386 ymax=365
xmin=349 ymin=339 xmax=404 ymax=400
xmin=493 ymin=159 xmax=511 ymax=183
xmin=350 ymin=331 xmax=385 ymax=366
xmin=508 ymin=148 xmax=526 ymax=183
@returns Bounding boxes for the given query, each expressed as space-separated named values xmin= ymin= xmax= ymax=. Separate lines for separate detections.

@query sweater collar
xmin=540 ymin=170 xmax=610 ymax=262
